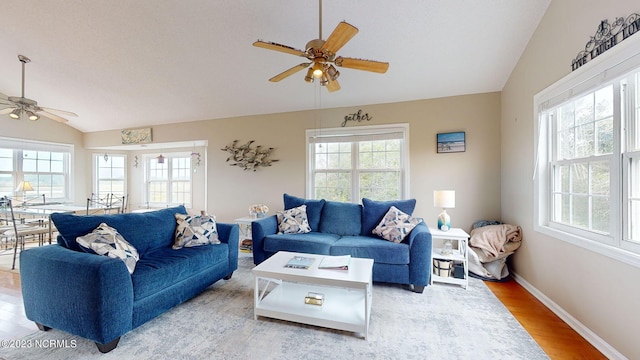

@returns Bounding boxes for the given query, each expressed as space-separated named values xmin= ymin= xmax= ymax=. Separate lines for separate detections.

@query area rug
xmin=0 ymin=256 xmax=548 ymax=360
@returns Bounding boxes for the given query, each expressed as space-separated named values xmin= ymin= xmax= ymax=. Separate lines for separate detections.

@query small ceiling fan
xmin=253 ymin=0 xmax=389 ymax=92
xmin=0 ymin=55 xmax=77 ymax=123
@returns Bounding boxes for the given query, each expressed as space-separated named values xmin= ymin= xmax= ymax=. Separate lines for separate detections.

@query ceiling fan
xmin=253 ymin=0 xmax=389 ymax=92
xmin=0 ymin=55 xmax=77 ymax=123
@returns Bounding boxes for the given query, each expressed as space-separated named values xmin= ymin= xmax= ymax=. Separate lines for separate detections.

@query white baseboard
xmin=511 ymin=272 xmax=627 ymax=360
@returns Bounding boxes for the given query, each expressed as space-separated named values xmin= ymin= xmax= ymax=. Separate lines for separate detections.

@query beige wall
xmin=501 ymin=0 xmax=639 ymax=358
xmin=84 ymin=92 xmax=502 ymax=231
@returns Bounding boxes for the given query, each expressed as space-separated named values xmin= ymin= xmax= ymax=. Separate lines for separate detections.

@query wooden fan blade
xmin=253 ymin=40 xmax=306 ymax=57
xmin=269 ymin=63 xmax=311 ymax=82
xmin=322 ymin=22 xmax=358 ymax=55
xmin=36 ymin=110 xmax=69 ymax=123
xmin=326 ymin=77 xmax=340 ymax=93
xmin=39 ymin=106 xmax=78 ymax=117
xmin=335 ymin=57 xmax=389 ymax=73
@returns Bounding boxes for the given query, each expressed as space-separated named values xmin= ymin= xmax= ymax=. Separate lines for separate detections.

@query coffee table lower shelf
xmin=254 ymin=279 xmax=371 ymax=339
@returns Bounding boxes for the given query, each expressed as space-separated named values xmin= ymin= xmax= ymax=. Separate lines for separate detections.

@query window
xmin=534 ymin=40 xmax=640 ymax=261
xmin=146 ymin=153 xmax=191 ymax=207
xmin=94 ymin=154 xmax=126 ymax=198
xmin=307 ymin=124 xmax=408 ymax=202
xmin=0 ymin=137 xmax=72 ymax=202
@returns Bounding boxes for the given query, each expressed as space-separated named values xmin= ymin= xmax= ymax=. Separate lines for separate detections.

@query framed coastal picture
xmin=121 ymin=128 xmax=152 ymax=144
xmin=437 ymin=131 xmax=466 ymax=153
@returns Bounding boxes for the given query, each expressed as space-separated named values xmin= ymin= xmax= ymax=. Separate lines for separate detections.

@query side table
xmin=430 ymin=227 xmax=469 ymax=289
xmin=234 ymin=217 xmax=254 ymax=253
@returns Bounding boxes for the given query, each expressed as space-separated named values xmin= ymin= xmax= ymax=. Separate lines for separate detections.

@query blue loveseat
xmin=252 ymin=194 xmax=432 ymax=292
xmin=19 ymin=206 xmax=238 ymax=353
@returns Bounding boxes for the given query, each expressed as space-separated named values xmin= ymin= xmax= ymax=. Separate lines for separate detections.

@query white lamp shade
xmin=16 ymin=181 xmax=34 ymax=192
xmin=434 ymin=190 xmax=455 ymax=208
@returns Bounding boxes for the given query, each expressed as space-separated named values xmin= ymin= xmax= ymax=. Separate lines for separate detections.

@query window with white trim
xmin=306 ymin=124 xmax=409 ymax=202
xmin=94 ymin=154 xmax=126 ymax=198
xmin=0 ymin=137 xmax=72 ymax=202
xmin=146 ymin=153 xmax=191 ymax=207
xmin=535 ymin=41 xmax=640 ymax=259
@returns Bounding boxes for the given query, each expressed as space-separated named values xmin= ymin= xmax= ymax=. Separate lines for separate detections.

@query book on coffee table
xmin=284 ymin=255 xmax=316 ymax=269
xmin=318 ymin=255 xmax=351 ymax=270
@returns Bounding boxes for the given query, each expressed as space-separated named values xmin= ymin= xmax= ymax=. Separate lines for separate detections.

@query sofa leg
xmin=412 ymin=285 xmax=425 ymax=293
xmin=224 ymin=272 xmax=233 ymax=280
xmin=35 ymin=323 xmax=51 ymax=331
xmin=96 ymin=337 xmax=120 ymax=353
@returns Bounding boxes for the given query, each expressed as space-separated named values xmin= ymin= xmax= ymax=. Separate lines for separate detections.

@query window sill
xmin=534 ymin=224 xmax=640 ymax=269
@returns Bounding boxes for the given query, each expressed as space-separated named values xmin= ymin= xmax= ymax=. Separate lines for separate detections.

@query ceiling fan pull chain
xmin=318 ymin=0 xmax=322 ymax=40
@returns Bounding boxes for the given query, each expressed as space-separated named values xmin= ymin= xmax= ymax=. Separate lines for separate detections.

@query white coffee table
xmin=252 ymin=251 xmax=373 ymax=340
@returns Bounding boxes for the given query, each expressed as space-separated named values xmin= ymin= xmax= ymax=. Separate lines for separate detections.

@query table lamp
xmin=16 ymin=180 xmax=34 ymax=207
xmin=433 ymin=190 xmax=455 ymax=231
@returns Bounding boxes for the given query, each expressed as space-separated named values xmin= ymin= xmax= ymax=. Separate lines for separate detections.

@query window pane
xmin=572 ymin=195 xmax=589 ymax=228
xmin=630 ymin=156 xmax=640 ymax=243
xmin=594 ymin=85 xmax=613 ymax=120
xmin=360 ymin=171 xmax=400 ymax=200
xmin=575 ymin=93 xmax=594 ymax=125
xmin=314 ymin=172 xmax=351 ymax=202
xmin=571 ymin=163 xmax=588 ymax=194
xmin=591 ymin=161 xmax=609 ymax=195
xmin=592 ymin=196 xmax=610 ymax=233
xmin=575 ymin=123 xmax=594 ymax=157
xmin=595 ymin=118 xmax=613 ymax=154
xmin=0 ymin=174 xmax=12 ymax=197
xmin=0 ymin=149 xmax=12 ymax=171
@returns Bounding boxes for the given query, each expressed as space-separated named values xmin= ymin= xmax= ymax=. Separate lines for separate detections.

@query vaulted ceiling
xmin=0 ymin=0 xmax=550 ymax=133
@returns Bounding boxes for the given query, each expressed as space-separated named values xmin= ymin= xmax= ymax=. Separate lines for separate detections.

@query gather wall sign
xmin=342 ymin=109 xmax=373 ymax=127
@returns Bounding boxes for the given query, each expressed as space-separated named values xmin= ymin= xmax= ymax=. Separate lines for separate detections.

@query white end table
xmin=234 ymin=217 xmax=254 ymax=253
xmin=430 ymin=227 xmax=469 ymax=289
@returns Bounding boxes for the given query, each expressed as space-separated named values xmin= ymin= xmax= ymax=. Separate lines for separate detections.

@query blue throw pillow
xmin=319 ymin=201 xmax=362 ymax=236
xmin=283 ymin=193 xmax=326 ymax=231
xmin=52 ymin=205 xmax=187 ymax=254
xmin=361 ymin=198 xmax=417 ymax=235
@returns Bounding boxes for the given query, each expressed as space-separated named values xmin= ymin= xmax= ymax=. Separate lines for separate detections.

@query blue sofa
xmin=252 ymin=194 xmax=432 ymax=293
xmin=19 ymin=206 xmax=238 ymax=353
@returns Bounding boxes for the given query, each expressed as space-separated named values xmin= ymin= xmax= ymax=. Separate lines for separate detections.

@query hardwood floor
xmin=485 ymin=278 xmax=606 ymax=359
xmin=0 ymin=268 xmax=607 ymax=359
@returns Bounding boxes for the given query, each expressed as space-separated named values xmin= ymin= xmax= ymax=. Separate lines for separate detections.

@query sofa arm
xmin=251 ymin=215 xmax=278 ymax=264
xmin=20 ymin=245 xmax=133 ymax=345
xmin=407 ymin=222 xmax=433 ymax=287
xmin=217 ymin=222 xmax=239 ymax=273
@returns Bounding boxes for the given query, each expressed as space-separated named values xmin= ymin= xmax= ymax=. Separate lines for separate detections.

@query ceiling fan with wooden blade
xmin=253 ymin=0 xmax=389 ymax=92
xmin=0 ymin=55 xmax=77 ymax=123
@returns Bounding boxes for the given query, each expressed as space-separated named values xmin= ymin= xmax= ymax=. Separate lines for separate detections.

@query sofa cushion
xmin=52 ymin=206 xmax=187 ymax=255
xmin=361 ymin=198 xmax=417 ymax=235
xmin=330 ymin=236 xmax=410 ymax=265
xmin=76 ymin=223 xmax=140 ymax=274
xmin=319 ymin=201 xmax=362 ymax=236
xmin=283 ymin=194 xmax=326 ymax=231
xmin=264 ymin=232 xmax=340 ymax=255
xmin=131 ymin=244 xmax=228 ymax=301
xmin=173 ymin=213 xmax=220 ymax=249
xmin=372 ymin=206 xmax=422 ymax=243
xmin=277 ymin=205 xmax=311 ymax=234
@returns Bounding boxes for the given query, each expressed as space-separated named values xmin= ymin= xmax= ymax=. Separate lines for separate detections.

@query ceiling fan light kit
xmin=0 ymin=55 xmax=77 ymax=124
xmin=253 ymin=0 xmax=388 ymax=92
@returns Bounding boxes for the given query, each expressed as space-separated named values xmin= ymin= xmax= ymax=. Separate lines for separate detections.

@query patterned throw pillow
xmin=174 ymin=213 xmax=220 ymax=249
xmin=277 ymin=205 xmax=312 ymax=234
xmin=372 ymin=206 xmax=422 ymax=243
xmin=76 ymin=223 xmax=140 ymax=274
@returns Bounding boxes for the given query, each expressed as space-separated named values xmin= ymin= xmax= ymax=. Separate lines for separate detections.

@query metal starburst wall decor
xmin=221 ymin=140 xmax=279 ymax=171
